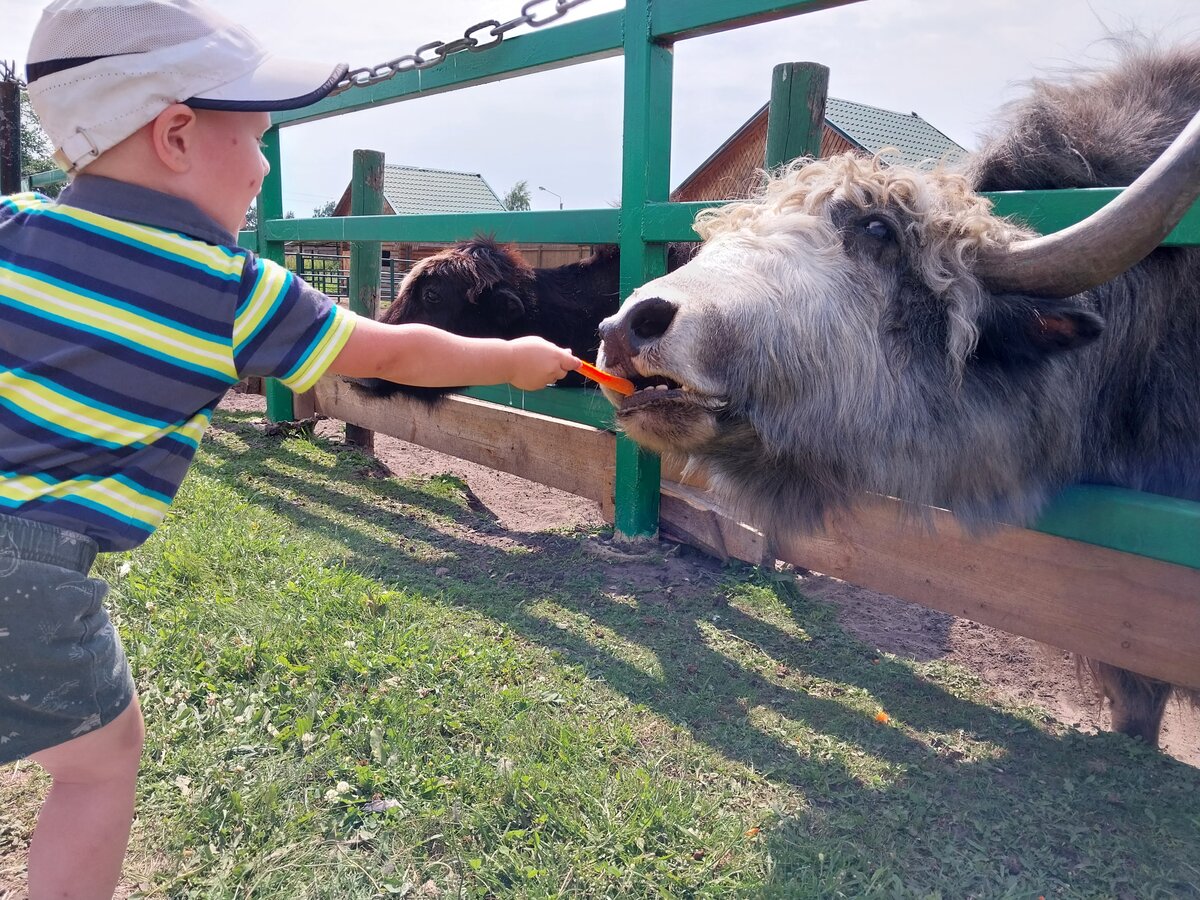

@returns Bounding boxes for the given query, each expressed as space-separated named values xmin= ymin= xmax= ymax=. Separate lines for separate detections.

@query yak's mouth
xmin=613 ymin=372 xmax=727 ymax=413
xmin=596 ymin=359 xmax=729 ymax=454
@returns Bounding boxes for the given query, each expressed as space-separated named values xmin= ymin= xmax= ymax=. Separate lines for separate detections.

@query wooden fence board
xmin=660 ymin=480 xmax=1200 ymax=690
xmin=301 ymin=376 xmax=1199 ymax=690
xmin=311 ymin=376 xmax=616 ymax=518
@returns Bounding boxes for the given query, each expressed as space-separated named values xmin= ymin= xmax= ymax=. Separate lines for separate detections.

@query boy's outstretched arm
xmin=328 ymin=319 xmax=580 ymax=391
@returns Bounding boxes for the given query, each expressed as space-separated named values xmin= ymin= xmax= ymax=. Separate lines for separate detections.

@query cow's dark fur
xmin=356 ymin=239 xmax=620 ymax=401
xmin=356 ymin=238 xmax=698 ymax=401
xmin=597 ymin=42 xmax=1200 ymax=746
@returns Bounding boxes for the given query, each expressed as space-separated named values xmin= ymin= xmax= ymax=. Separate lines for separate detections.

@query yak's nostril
xmin=628 ymin=297 xmax=678 ymax=343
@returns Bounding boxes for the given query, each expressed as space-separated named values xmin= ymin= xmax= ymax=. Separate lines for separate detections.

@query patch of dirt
xmin=219 ymin=390 xmax=1200 ymax=767
xmin=0 ymin=766 xmax=163 ymax=899
xmin=799 ymin=576 xmax=1199 ymax=752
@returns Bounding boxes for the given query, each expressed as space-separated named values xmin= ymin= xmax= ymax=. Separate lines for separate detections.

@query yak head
xmin=382 ymin=237 xmax=537 ymax=338
xmin=598 ymin=116 xmax=1200 ymax=534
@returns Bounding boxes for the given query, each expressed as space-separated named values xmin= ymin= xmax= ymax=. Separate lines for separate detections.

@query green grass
xmin=3 ymin=409 xmax=1199 ymax=898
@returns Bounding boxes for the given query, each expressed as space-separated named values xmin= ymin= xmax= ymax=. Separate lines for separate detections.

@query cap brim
xmin=187 ymin=57 xmax=348 ymax=111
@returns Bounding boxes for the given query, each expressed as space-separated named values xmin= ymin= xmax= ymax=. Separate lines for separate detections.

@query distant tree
xmin=312 ymin=199 xmax=337 ymax=217
xmin=18 ymin=90 xmax=64 ymax=197
xmin=243 ymin=204 xmax=296 ymax=230
xmin=502 ymin=179 xmax=532 ymax=211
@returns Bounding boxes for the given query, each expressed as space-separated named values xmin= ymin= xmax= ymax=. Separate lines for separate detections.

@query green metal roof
xmin=825 ymin=97 xmax=967 ymax=170
xmin=380 ymin=164 xmax=505 ymax=214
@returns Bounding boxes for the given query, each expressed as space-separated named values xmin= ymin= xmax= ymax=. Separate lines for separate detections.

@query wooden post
xmin=765 ymin=62 xmax=829 ymax=168
xmin=345 ymin=149 xmax=385 ymax=451
xmin=0 ymin=73 xmax=21 ymax=197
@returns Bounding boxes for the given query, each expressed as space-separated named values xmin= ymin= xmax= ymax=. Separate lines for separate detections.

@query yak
xmin=356 ymin=238 xmax=696 ymax=401
xmin=596 ymin=42 xmax=1200 ymax=746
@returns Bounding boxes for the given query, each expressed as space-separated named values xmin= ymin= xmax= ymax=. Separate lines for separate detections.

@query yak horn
xmin=977 ymin=107 xmax=1200 ymax=298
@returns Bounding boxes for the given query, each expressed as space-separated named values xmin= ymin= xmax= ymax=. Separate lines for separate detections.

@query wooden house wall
xmin=671 ymin=112 xmax=863 ymax=203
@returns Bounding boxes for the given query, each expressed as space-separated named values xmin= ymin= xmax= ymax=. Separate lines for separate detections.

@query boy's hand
xmin=506 ymin=337 xmax=581 ymax=391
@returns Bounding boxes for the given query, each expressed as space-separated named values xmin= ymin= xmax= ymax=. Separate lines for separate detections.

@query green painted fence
xmin=234 ymin=0 xmax=1199 ymax=566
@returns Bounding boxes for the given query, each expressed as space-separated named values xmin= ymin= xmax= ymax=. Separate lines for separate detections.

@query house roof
xmin=824 ymin=97 xmax=967 ymax=169
xmin=341 ymin=164 xmax=505 ymax=215
xmin=673 ymin=96 xmax=968 ymax=196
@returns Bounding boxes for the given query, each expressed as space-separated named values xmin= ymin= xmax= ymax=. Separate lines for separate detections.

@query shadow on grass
xmin=193 ymin=413 xmax=1200 ymax=895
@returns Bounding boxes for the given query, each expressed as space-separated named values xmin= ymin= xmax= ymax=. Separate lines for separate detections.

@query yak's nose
xmin=624 ymin=296 xmax=678 ymax=351
xmin=599 ymin=296 xmax=678 ymax=369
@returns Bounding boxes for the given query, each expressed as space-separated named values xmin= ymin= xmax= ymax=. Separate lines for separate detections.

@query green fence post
xmin=765 ymin=61 xmax=829 ymax=167
xmin=258 ymin=127 xmax=294 ymax=422
xmin=614 ymin=0 xmax=674 ymax=541
xmin=345 ymin=149 xmax=385 ymax=450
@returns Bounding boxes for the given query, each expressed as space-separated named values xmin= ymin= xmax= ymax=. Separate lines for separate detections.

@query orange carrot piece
xmin=577 ymin=361 xmax=635 ymax=396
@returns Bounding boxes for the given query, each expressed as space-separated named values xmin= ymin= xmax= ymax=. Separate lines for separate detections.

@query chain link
xmin=332 ymin=0 xmax=593 ymax=95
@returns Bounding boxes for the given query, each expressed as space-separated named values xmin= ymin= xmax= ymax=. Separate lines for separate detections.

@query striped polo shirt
xmin=0 ymin=175 xmax=357 ymax=551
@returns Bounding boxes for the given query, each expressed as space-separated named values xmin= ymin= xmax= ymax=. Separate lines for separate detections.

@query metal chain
xmin=331 ymin=0 xmax=593 ymax=95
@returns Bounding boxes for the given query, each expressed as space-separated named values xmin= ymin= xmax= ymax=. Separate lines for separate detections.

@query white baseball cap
xmin=26 ymin=0 xmax=348 ymax=172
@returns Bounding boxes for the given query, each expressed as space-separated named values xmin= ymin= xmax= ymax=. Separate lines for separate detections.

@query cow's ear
xmin=973 ymin=295 xmax=1104 ymax=367
xmin=491 ymin=287 xmax=527 ymax=325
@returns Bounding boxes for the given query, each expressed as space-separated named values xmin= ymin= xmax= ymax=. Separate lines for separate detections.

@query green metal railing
xmin=240 ymin=0 xmax=1197 ymax=565
xmin=20 ymin=168 xmax=65 ymax=192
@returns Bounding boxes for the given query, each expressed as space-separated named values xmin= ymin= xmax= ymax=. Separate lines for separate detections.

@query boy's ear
xmin=150 ymin=103 xmax=198 ymax=173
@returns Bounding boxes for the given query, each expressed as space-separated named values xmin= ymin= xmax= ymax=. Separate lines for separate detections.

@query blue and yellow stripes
xmin=0 ymin=263 xmax=239 ymax=382
xmin=11 ymin=197 xmax=246 ymax=283
xmin=280 ymin=305 xmax=356 ymax=392
xmin=1 ymin=180 xmax=354 ymax=550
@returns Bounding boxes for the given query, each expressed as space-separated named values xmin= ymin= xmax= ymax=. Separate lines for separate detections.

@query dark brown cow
xmin=354 ymin=239 xmax=620 ymax=401
xmin=355 ymin=238 xmax=696 ymax=401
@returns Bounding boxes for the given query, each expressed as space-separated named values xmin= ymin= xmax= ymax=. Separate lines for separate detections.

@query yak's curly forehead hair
xmin=693 ymin=153 xmax=1034 ymax=369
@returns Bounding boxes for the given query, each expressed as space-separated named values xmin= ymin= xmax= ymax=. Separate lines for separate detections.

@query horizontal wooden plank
xmin=660 ymin=480 xmax=771 ymax=566
xmin=267 ymin=381 xmax=1200 ymax=567
xmin=290 ymin=384 xmax=1199 ymax=688
xmin=311 ymin=376 xmax=615 ymax=518
xmin=659 ymin=482 xmax=1200 ymax=690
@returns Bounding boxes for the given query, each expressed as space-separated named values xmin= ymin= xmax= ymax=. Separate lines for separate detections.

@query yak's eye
xmin=422 ymin=286 xmax=440 ymax=305
xmin=862 ymin=218 xmax=894 ymax=240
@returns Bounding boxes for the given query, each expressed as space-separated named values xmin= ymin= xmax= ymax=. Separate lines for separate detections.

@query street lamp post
xmin=538 ymin=185 xmax=563 ymax=210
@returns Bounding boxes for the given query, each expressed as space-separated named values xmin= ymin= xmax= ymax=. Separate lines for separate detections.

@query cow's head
xmin=598 ymin=111 xmax=1200 ymax=531
xmin=382 ymin=238 xmax=537 ymax=337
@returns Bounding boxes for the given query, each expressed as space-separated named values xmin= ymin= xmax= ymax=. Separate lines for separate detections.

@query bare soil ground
xmin=226 ymin=391 xmax=1200 ymax=767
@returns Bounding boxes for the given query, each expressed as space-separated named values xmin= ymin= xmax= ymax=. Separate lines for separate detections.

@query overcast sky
xmin=3 ymin=0 xmax=1198 ymax=215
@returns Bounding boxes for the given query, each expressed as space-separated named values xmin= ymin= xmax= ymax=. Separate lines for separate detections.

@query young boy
xmin=1 ymin=1 xmax=580 ymax=896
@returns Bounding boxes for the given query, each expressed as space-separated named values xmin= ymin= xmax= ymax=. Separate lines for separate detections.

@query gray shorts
xmin=0 ymin=513 xmax=135 ymax=764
